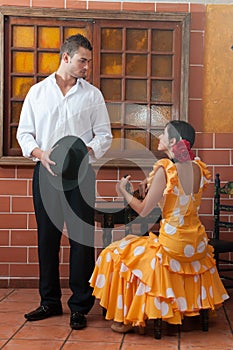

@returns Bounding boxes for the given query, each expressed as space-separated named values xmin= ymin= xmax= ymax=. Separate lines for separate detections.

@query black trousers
xmin=33 ymin=162 xmax=95 ymax=314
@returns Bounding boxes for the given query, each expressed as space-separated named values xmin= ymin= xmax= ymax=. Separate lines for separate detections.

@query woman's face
xmin=158 ymin=126 xmax=170 ymax=151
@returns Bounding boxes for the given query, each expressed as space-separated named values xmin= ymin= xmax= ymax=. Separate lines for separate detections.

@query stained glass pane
xmin=126 ymin=54 xmax=147 ymax=76
xmin=110 ymin=129 xmax=122 ymax=150
xmin=150 ymin=132 xmax=160 ymax=152
xmin=12 ymin=52 xmax=34 ymax=73
xmin=125 ymin=129 xmax=146 ymax=150
xmin=64 ymin=27 xmax=87 ymax=39
xmin=10 ymin=127 xmax=19 ymax=148
xmin=13 ymin=26 xmax=34 ymax=47
xmin=101 ymin=79 xmax=121 ymax=100
xmin=12 ymin=77 xmax=34 ymax=99
xmin=151 ymin=80 xmax=172 ymax=102
xmin=101 ymin=29 xmax=122 ymax=50
xmin=38 ymin=27 xmax=60 ymax=49
xmin=125 ymin=104 xmax=147 ymax=127
xmin=152 ymin=55 xmax=172 ymax=77
xmin=126 ymin=29 xmax=148 ymax=51
xmin=38 ymin=53 xmax=60 ymax=74
xmin=151 ymin=105 xmax=171 ymax=126
xmin=11 ymin=102 xmax=23 ymax=123
xmin=101 ymin=54 xmax=122 ymax=75
xmin=126 ymin=80 xmax=147 ymax=101
xmin=152 ymin=30 xmax=173 ymax=51
xmin=106 ymin=103 xmax=122 ymax=124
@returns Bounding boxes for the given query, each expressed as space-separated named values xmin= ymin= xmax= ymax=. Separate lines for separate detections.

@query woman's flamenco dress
xmin=90 ymin=158 xmax=229 ymax=326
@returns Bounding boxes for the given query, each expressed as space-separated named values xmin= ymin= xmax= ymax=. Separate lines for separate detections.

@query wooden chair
xmin=209 ymin=173 xmax=233 ymax=289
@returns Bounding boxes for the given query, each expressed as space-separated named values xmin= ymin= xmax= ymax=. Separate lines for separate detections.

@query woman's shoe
xmin=111 ymin=322 xmax=133 ymax=333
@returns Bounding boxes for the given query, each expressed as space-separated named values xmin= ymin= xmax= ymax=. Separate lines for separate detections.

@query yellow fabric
xmin=90 ymin=158 xmax=229 ymax=326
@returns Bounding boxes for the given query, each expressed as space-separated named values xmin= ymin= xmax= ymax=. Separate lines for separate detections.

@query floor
xmin=0 ymin=288 xmax=232 ymax=350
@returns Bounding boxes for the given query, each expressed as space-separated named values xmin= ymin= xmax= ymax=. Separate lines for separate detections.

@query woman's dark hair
xmin=60 ymin=34 xmax=92 ymax=59
xmin=166 ymin=120 xmax=195 ymax=147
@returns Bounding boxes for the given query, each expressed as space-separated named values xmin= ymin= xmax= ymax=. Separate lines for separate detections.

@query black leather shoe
xmin=24 ymin=305 xmax=63 ymax=321
xmin=70 ymin=312 xmax=87 ymax=330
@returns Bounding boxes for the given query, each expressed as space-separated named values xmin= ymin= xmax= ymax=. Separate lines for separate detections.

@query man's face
xmin=66 ymin=46 xmax=92 ymax=79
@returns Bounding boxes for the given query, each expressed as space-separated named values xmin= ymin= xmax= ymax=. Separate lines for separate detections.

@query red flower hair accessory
xmin=172 ymin=139 xmax=195 ymax=163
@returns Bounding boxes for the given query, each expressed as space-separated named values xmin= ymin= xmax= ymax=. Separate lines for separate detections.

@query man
xmin=17 ymin=34 xmax=112 ymax=330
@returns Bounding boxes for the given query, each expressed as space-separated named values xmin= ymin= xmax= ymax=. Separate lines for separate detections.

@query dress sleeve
xmin=147 ymin=159 xmax=178 ymax=195
xmin=194 ymin=157 xmax=211 ymax=191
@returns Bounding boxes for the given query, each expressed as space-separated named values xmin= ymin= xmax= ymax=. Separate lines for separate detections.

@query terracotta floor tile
xmin=63 ymin=341 xmax=121 ymax=350
xmin=13 ymin=324 xmax=71 ymax=341
xmin=68 ymin=325 xmax=123 ymax=343
xmin=2 ymin=339 xmax=64 ymax=349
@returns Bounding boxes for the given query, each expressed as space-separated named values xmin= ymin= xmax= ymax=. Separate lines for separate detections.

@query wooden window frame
xmin=0 ymin=6 xmax=190 ymax=167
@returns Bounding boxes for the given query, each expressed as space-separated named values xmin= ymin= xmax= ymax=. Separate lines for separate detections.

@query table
xmin=95 ymin=201 xmax=161 ymax=247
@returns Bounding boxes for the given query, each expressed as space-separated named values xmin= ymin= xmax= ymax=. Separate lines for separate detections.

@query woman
xmin=90 ymin=120 xmax=229 ymax=333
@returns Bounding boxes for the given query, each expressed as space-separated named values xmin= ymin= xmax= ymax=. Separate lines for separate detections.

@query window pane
xmin=12 ymin=52 xmax=34 ymax=73
xmin=126 ymin=80 xmax=147 ymax=101
xmin=126 ymin=54 xmax=147 ymax=76
xmin=152 ymin=55 xmax=172 ymax=77
xmin=126 ymin=29 xmax=148 ymax=51
xmin=101 ymin=54 xmax=122 ymax=75
xmin=12 ymin=77 xmax=34 ymax=98
xmin=151 ymin=105 xmax=171 ymax=126
xmin=11 ymin=102 xmax=23 ymax=123
xmin=111 ymin=129 xmax=122 ymax=150
xmin=101 ymin=79 xmax=121 ymax=100
xmin=125 ymin=129 xmax=146 ymax=150
xmin=10 ymin=127 xmax=19 ymax=148
xmin=13 ymin=26 xmax=34 ymax=47
xmin=125 ymin=104 xmax=147 ymax=127
xmin=152 ymin=30 xmax=173 ymax=51
xmin=64 ymin=27 xmax=87 ymax=38
xmin=106 ymin=103 xmax=122 ymax=124
xmin=151 ymin=80 xmax=172 ymax=102
xmin=101 ymin=29 xmax=122 ymax=50
xmin=38 ymin=52 xmax=60 ymax=74
xmin=38 ymin=27 xmax=60 ymax=49
xmin=150 ymin=132 xmax=160 ymax=152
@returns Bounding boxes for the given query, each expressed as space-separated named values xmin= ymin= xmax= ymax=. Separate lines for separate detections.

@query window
xmin=0 ymin=7 xmax=190 ymax=166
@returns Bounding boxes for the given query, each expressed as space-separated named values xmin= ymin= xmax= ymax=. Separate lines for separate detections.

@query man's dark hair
xmin=166 ymin=120 xmax=195 ymax=147
xmin=60 ymin=34 xmax=92 ymax=59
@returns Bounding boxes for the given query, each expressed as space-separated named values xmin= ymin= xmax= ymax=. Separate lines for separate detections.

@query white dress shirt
xmin=16 ymin=73 xmax=112 ymax=163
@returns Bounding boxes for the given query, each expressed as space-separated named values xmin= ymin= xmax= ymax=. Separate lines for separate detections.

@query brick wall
xmin=0 ymin=1 xmax=232 ymax=287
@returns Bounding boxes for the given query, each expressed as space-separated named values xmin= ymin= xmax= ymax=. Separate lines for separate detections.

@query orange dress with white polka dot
xmin=90 ymin=158 xmax=229 ymax=326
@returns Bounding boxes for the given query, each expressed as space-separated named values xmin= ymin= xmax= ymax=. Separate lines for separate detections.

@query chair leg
xmin=102 ymin=307 xmax=106 ymax=317
xmin=154 ymin=318 xmax=162 ymax=339
xmin=200 ymin=309 xmax=209 ymax=332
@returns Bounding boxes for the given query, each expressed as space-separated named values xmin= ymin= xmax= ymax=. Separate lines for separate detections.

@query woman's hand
xmin=117 ymin=175 xmax=132 ymax=195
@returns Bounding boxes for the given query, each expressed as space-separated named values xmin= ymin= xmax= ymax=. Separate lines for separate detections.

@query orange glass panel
xmin=38 ymin=53 xmax=60 ymax=74
xmin=110 ymin=129 xmax=122 ymax=150
xmin=126 ymin=29 xmax=148 ymax=51
xmin=151 ymin=105 xmax=171 ymax=126
xmin=126 ymin=80 xmax=147 ymax=101
xmin=10 ymin=127 xmax=20 ymax=148
xmin=106 ymin=103 xmax=122 ymax=124
xmin=101 ymin=29 xmax=122 ymax=50
xmin=151 ymin=80 xmax=172 ymax=102
xmin=101 ymin=79 xmax=121 ymax=101
xmin=150 ymin=132 xmax=160 ymax=152
xmin=126 ymin=54 xmax=147 ymax=76
xmin=125 ymin=104 xmax=147 ymax=127
xmin=125 ymin=129 xmax=146 ymax=150
xmin=64 ymin=27 xmax=87 ymax=39
xmin=12 ymin=52 xmax=34 ymax=73
xmin=11 ymin=102 xmax=23 ymax=123
xmin=152 ymin=55 xmax=172 ymax=77
xmin=152 ymin=30 xmax=173 ymax=52
xmin=12 ymin=77 xmax=34 ymax=99
xmin=13 ymin=26 xmax=34 ymax=48
xmin=101 ymin=54 xmax=122 ymax=75
xmin=38 ymin=27 xmax=60 ymax=49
